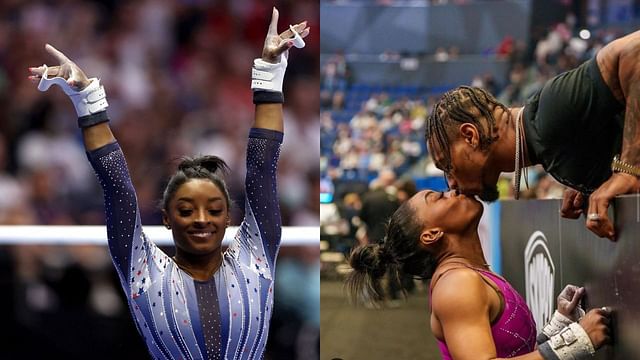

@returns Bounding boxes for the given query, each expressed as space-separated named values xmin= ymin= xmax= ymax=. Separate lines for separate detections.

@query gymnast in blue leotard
xmin=29 ymin=8 xmax=310 ymax=359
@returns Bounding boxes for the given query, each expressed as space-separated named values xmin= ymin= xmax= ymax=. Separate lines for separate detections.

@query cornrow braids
xmin=425 ymin=86 xmax=509 ymax=172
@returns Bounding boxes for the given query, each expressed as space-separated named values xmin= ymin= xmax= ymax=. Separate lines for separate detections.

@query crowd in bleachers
xmin=321 ymin=16 xmax=630 ymax=208
xmin=0 ymin=0 xmax=320 ymax=228
xmin=0 ymin=1 xmax=319 ymax=358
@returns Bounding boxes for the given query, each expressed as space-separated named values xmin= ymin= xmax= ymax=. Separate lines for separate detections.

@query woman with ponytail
xmin=347 ymin=190 xmax=611 ymax=360
xmin=29 ymin=8 xmax=309 ymax=360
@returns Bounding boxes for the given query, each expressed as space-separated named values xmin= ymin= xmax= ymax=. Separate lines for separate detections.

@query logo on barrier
xmin=524 ymin=231 xmax=555 ymax=333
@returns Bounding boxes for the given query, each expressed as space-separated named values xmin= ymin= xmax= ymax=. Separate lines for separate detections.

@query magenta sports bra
xmin=431 ymin=265 xmax=537 ymax=359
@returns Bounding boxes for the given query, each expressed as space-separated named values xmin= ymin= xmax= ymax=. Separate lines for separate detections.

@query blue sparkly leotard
xmin=87 ymin=128 xmax=283 ymax=360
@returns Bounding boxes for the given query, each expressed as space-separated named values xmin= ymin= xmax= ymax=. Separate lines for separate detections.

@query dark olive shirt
xmin=523 ymin=56 xmax=625 ymax=194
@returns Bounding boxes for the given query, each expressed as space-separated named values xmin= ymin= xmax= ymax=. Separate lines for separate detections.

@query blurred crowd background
xmin=0 ymin=0 xmax=319 ymax=359
xmin=320 ymin=0 xmax=640 ymax=251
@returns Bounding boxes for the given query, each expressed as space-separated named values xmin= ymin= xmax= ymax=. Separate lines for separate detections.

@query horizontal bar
xmin=0 ymin=226 xmax=319 ymax=246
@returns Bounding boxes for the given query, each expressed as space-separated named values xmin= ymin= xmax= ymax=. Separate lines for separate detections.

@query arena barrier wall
xmin=500 ymin=195 xmax=640 ymax=359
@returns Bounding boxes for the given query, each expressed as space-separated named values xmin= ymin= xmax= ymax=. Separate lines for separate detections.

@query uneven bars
xmin=0 ymin=226 xmax=319 ymax=246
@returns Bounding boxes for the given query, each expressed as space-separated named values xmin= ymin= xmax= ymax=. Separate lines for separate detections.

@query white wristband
xmin=543 ymin=310 xmax=574 ymax=339
xmin=251 ymin=55 xmax=288 ymax=93
xmin=540 ymin=323 xmax=596 ymax=360
xmin=37 ymin=65 xmax=108 ymax=117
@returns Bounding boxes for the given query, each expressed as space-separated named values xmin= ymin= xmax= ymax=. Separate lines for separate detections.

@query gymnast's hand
xmin=586 ymin=172 xmax=639 ymax=240
xmin=28 ymin=44 xmax=91 ymax=91
xmin=557 ymin=284 xmax=585 ymax=321
xmin=579 ymin=307 xmax=611 ymax=350
xmin=261 ymin=7 xmax=309 ymax=64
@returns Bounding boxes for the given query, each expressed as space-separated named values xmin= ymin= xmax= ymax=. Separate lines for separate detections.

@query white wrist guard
xmin=538 ymin=310 xmax=574 ymax=343
xmin=539 ymin=323 xmax=596 ymax=360
xmin=37 ymin=65 xmax=108 ymax=117
xmin=251 ymin=54 xmax=288 ymax=93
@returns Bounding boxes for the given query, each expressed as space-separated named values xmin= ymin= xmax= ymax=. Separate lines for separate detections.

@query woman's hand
xmin=261 ymin=7 xmax=309 ymax=64
xmin=578 ymin=307 xmax=611 ymax=350
xmin=557 ymin=284 xmax=585 ymax=321
xmin=28 ymin=44 xmax=91 ymax=91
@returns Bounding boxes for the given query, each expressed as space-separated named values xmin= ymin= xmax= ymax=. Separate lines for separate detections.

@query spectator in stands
xmin=347 ymin=189 xmax=611 ymax=359
xmin=338 ymin=192 xmax=363 ymax=249
xmin=425 ymin=30 xmax=640 ymax=240
xmin=360 ymin=169 xmax=408 ymax=303
xmin=360 ymin=169 xmax=398 ymax=244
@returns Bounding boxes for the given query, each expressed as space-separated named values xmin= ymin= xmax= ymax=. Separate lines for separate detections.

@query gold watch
xmin=611 ymin=155 xmax=640 ymax=177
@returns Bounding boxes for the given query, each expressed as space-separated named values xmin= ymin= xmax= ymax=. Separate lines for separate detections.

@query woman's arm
xmin=254 ymin=104 xmax=284 ymax=132
xmin=82 ymin=122 xmax=115 ymax=151
xmin=29 ymin=45 xmax=152 ymax=296
xmin=432 ymin=270 xmax=608 ymax=360
xmin=228 ymin=9 xmax=309 ymax=272
xmin=252 ymin=7 xmax=308 ymax=132
xmin=431 ymin=269 xmax=536 ymax=360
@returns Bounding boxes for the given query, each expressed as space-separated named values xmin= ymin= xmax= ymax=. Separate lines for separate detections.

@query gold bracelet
xmin=611 ymin=155 xmax=640 ymax=177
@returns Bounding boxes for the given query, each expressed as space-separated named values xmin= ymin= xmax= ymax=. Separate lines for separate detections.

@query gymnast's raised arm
xmin=29 ymin=45 xmax=142 ymax=292
xmin=230 ymin=8 xmax=309 ymax=271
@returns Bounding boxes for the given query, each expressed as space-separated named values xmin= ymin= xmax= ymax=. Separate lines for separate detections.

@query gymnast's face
xmin=430 ymin=128 xmax=500 ymax=202
xmin=408 ymin=190 xmax=483 ymax=236
xmin=163 ymin=179 xmax=229 ymax=256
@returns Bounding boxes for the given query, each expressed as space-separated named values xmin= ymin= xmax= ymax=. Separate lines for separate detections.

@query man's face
xmin=430 ymin=137 xmax=500 ymax=202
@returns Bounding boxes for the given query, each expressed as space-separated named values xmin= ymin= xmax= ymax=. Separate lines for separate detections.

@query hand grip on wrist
xmin=37 ymin=64 xmax=108 ymax=117
xmin=251 ymin=54 xmax=288 ymax=93
xmin=538 ymin=323 xmax=596 ymax=360
xmin=537 ymin=310 xmax=574 ymax=344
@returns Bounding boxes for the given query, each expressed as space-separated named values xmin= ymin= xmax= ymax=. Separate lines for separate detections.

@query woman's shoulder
xmin=430 ymin=267 xmax=490 ymax=316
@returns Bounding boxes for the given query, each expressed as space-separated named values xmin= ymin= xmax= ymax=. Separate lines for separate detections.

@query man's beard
xmin=478 ymin=185 xmax=500 ymax=202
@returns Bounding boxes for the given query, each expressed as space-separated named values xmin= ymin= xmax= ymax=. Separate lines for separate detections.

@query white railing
xmin=0 ymin=226 xmax=318 ymax=246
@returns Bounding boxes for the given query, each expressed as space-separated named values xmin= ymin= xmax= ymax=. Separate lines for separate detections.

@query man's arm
xmin=585 ymin=31 xmax=640 ymax=239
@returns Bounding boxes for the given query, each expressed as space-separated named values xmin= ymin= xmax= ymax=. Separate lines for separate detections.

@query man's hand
xmin=28 ymin=44 xmax=91 ymax=91
xmin=586 ymin=172 xmax=639 ymax=240
xmin=261 ymin=7 xmax=309 ymax=64
xmin=557 ymin=284 xmax=585 ymax=321
xmin=560 ymin=188 xmax=584 ymax=219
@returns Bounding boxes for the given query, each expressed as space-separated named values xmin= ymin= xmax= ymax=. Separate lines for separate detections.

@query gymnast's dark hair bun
xmin=345 ymin=243 xmax=396 ymax=305
xmin=178 ymin=155 xmax=229 ymax=175
xmin=349 ymin=244 xmax=390 ymax=279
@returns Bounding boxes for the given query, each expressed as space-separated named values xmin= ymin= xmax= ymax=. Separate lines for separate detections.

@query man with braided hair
xmin=425 ymin=30 xmax=640 ymax=240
